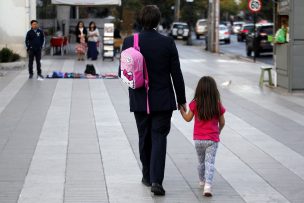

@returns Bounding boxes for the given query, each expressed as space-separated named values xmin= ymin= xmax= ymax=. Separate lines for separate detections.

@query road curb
xmin=219 ymin=51 xmax=259 ymax=63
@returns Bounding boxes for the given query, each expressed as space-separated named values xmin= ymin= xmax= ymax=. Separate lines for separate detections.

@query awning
xmin=51 ymin=0 xmax=121 ymax=5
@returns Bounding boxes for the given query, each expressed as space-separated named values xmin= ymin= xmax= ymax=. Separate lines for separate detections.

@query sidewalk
xmin=0 ymin=44 xmax=304 ymax=203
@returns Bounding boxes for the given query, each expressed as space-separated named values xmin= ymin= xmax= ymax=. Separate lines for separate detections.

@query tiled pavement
xmin=0 ymin=44 xmax=304 ymax=203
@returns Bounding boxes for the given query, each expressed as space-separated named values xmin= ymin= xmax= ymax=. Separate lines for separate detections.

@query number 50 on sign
xmin=248 ymin=0 xmax=262 ymax=12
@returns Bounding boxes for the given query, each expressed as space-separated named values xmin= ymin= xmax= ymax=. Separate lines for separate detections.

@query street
xmin=1 ymin=42 xmax=304 ymax=203
xmin=186 ymin=33 xmax=274 ymax=65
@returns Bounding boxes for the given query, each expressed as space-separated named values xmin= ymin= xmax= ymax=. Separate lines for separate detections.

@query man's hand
xmin=178 ymin=103 xmax=187 ymax=112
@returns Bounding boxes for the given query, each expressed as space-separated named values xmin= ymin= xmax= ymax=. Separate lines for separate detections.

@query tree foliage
xmin=220 ymin=0 xmax=239 ymax=16
xmin=180 ymin=0 xmax=208 ymax=26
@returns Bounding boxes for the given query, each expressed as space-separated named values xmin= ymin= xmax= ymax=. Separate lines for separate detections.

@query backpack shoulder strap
xmin=133 ymin=33 xmax=150 ymax=114
xmin=133 ymin=33 xmax=140 ymax=51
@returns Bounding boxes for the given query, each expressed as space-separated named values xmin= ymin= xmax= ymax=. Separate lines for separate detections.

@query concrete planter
xmin=0 ymin=60 xmax=26 ymax=70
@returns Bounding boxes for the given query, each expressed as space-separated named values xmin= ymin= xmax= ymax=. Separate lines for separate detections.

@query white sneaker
xmin=37 ymin=75 xmax=44 ymax=81
xmin=199 ymin=181 xmax=205 ymax=188
xmin=203 ymin=184 xmax=212 ymax=197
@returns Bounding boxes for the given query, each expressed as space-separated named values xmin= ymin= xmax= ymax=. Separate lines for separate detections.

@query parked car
xmin=232 ymin=21 xmax=245 ymax=34
xmin=195 ymin=19 xmax=207 ymax=39
xmin=219 ymin=24 xmax=231 ymax=44
xmin=169 ymin=22 xmax=189 ymax=40
xmin=245 ymin=23 xmax=274 ymax=57
xmin=237 ymin=23 xmax=254 ymax=42
xmin=220 ymin=21 xmax=232 ymax=33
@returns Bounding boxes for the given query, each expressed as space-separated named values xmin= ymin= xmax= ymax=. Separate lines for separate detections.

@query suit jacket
xmin=121 ymin=29 xmax=186 ymax=112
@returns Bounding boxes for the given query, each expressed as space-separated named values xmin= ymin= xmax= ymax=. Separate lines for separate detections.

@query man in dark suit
xmin=120 ymin=5 xmax=186 ymax=196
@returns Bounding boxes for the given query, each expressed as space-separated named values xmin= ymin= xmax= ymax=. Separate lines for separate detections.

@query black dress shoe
xmin=151 ymin=183 xmax=165 ymax=196
xmin=141 ymin=178 xmax=151 ymax=187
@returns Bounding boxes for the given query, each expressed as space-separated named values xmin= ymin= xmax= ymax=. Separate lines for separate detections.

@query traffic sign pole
xmin=248 ymin=0 xmax=262 ymax=62
xmin=253 ymin=13 xmax=256 ymax=62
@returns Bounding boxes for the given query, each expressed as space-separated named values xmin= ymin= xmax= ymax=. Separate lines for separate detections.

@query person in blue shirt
xmin=25 ymin=20 xmax=45 ymax=79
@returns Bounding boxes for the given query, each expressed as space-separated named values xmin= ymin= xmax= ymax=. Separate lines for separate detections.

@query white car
xmin=195 ymin=19 xmax=208 ymax=39
xmin=169 ymin=22 xmax=189 ymax=40
xmin=232 ymin=21 xmax=245 ymax=34
xmin=219 ymin=24 xmax=231 ymax=44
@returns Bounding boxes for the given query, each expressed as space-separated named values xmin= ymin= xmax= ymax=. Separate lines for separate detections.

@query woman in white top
xmin=87 ymin=21 xmax=100 ymax=60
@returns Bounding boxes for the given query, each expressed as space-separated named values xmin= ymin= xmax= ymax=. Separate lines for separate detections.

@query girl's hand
xmin=179 ymin=106 xmax=185 ymax=114
xmin=180 ymin=105 xmax=194 ymax=122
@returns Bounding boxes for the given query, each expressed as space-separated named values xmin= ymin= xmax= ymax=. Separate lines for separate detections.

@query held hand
xmin=178 ymin=103 xmax=187 ymax=113
xmin=179 ymin=108 xmax=185 ymax=115
xmin=181 ymin=104 xmax=187 ymax=112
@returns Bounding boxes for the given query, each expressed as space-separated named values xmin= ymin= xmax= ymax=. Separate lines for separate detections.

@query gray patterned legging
xmin=194 ymin=140 xmax=219 ymax=185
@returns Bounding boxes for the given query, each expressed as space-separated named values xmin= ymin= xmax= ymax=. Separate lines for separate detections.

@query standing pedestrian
xmin=87 ymin=21 xmax=100 ymax=60
xmin=119 ymin=5 xmax=186 ymax=196
xmin=25 ymin=20 xmax=45 ymax=80
xmin=180 ymin=76 xmax=225 ymax=197
xmin=75 ymin=21 xmax=87 ymax=61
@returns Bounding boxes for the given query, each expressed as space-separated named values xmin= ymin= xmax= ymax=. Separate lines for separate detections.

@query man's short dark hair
xmin=139 ymin=5 xmax=161 ymax=30
xmin=31 ymin=20 xmax=38 ymax=25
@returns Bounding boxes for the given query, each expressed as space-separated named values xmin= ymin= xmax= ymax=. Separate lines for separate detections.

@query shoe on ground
xmin=141 ymin=178 xmax=151 ymax=187
xmin=199 ymin=181 xmax=205 ymax=188
xmin=151 ymin=183 xmax=165 ymax=196
xmin=29 ymin=74 xmax=33 ymax=79
xmin=37 ymin=74 xmax=44 ymax=80
xmin=203 ymin=184 xmax=212 ymax=197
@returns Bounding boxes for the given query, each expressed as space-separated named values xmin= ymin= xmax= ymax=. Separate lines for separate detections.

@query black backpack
xmin=85 ymin=64 xmax=96 ymax=75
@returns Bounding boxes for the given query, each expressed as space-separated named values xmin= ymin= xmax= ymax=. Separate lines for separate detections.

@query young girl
xmin=75 ymin=21 xmax=87 ymax=61
xmin=180 ymin=76 xmax=225 ymax=197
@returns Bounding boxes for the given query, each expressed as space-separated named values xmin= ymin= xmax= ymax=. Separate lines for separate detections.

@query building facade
xmin=0 ymin=0 xmax=36 ymax=57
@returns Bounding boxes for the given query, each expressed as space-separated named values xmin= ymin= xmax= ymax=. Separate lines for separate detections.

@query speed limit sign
xmin=248 ymin=0 xmax=262 ymax=12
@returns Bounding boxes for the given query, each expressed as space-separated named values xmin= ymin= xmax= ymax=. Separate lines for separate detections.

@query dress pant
xmin=28 ymin=49 xmax=41 ymax=75
xmin=134 ymin=111 xmax=173 ymax=185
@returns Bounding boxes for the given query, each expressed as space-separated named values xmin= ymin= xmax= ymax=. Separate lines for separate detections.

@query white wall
xmin=0 ymin=0 xmax=36 ymax=57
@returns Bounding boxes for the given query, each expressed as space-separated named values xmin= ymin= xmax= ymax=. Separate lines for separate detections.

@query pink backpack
xmin=120 ymin=33 xmax=150 ymax=113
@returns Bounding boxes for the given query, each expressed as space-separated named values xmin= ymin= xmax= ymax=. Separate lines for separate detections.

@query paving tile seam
xmin=88 ymin=79 xmax=110 ymax=203
xmin=171 ymin=111 xmax=247 ymax=203
xmin=63 ymin=63 xmax=108 ymax=203
xmin=0 ymin=69 xmax=28 ymax=115
xmin=182 ymin=64 xmax=304 ymax=128
xmin=225 ymin=114 xmax=304 ymax=182
xmin=218 ymin=140 xmax=293 ymax=203
xmin=89 ymin=80 xmax=154 ymax=203
xmin=225 ymin=86 xmax=304 ymax=128
xmin=17 ymin=61 xmax=73 ymax=203
xmin=182 ymin=70 xmax=304 ymax=154
xmin=0 ymin=60 xmax=58 ymax=155
xmin=230 ymin=84 xmax=304 ymax=112
xmin=102 ymin=81 xmax=143 ymax=171
xmin=165 ymin=152 xmax=201 ymax=202
xmin=173 ymin=85 xmax=290 ymax=202
xmin=63 ymin=77 xmax=74 ymax=203
xmin=1 ymin=60 xmax=63 ymax=201
xmin=104 ymin=80 xmax=217 ymax=202
xmin=181 ymin=51 xmax=304 ymax=119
